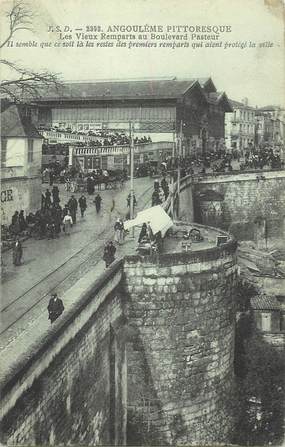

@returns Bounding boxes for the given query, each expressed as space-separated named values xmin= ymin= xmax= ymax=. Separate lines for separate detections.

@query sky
xmin=0 ymin=0 xmax=284 ymax=107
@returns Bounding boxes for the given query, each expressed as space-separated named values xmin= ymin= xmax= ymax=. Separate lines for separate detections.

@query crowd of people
xmin=158 ymin=146 xmax=283 ymax=179
xmin=4 ymin=186 xmax=93 ymax=250
xmin=137 ymin=222 xmax=163 ymax=254
xmin=84 ymin=169 xmax=128 ymax=194
xmin=42 ymin=164 xmax=128 ymax=194
xmin=3 ymin=181 xmax=140 ymax=270
xmin=40 ymin=127 xmax=152 ymax=147
xmin=42 ymin=164 xmax=79 ymax=185
xmin=87 ymin=132 xmax=152 ymax=147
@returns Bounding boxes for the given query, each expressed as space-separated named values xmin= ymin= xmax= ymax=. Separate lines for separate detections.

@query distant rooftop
xmin=258 ymin=105 xmax=284 ymax=111
xmin=36 ymin=78 xmax=200 ymax=101
xmin=230 ymin=99 xmax=256 ymax=110
xmin=251 ymin=295 xmax=281 ymax=311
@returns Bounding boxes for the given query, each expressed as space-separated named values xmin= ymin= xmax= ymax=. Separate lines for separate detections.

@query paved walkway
xmin=0 ymin=177 xmax=153 ymax=351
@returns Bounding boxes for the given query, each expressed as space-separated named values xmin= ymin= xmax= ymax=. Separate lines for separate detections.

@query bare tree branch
xmin=0 ymin=1 xmax=62 ymax=102
xmin=0 ymin=0 xmax=34 ymax=49
xmin=0 ymin=59 xmax=63 ymax=102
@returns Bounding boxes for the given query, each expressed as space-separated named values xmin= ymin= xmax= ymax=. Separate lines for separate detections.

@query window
xmin=28 ymin=139 xmax=34 ymax=162
xmin=1 ymin=138 xmax=7 ymax=166
xmin=261 ymin=312 xmax=271 ymax=331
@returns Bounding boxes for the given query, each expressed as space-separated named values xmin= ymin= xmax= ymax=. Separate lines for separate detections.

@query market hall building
xmin=34 ymin=77 xmax=232 ymax=156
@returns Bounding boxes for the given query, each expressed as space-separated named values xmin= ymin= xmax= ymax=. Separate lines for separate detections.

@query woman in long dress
xmin=63 ymin=211 xmax=73 ymax=235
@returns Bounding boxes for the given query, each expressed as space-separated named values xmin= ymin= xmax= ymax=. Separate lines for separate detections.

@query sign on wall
xmin=1 ymin=189 xmax=13 ymax=203
xmin=1 ymin=183 xmax=29 ymax=225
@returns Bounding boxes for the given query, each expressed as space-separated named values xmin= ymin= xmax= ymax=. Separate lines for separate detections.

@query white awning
xmin=124 ymin=205 xmax=173 ymax=237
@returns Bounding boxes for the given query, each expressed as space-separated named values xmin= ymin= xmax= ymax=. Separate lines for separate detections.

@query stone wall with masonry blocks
xmin=123 ymin=239 xmax=238 ymax=445
xmin=193 ymin=171 xmax=285 ymax=240
xmin=1 ymin=268 xmax=126 ymax=446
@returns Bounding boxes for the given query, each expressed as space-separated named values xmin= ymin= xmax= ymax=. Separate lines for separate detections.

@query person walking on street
xmin=12 ymin=237 xmax=23 ymax=266
xmin=94 ymin=193 xmax=102 ymax=213
xmin=18 ymin=210 xmax=27 ymax=232
xmin=114 ymin=218 xmax=124 ymax=244
xmin=41 ymin=193 xmax=46 ymax=210
xmin=47 ymin=293 xmax=64 ymax=323
xmin=63 ymin=211 xmax=73 ymax=235
xmin=52 ymin=185 xmax=60 ymax=205
xmin=78 ymin=195 xmax=87 ymax=218
xmin=87 ymin=175 xmax=95 ymax=195
xmin=119 ymin=218 xmax=125 ymax=244
xmin=45 ymin=189 xmax=52 ymax=209
xmin=11 ymin=211 xmax=19 ymax=226
xmin=49 ymin=170 xmax=55 ymax=187
xmin=127 ymin=192 xmax=137 ymax=208
xmin=68 ymin=195 xmax=78 ymax=224
xmin=103 ymin=241 xmax=116 ymax=268
xmin=54 ymin=205 xmax=62 ymax=236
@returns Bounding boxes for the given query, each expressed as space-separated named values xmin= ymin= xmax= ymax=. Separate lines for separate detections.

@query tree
xmin=0 ymin=0 xmax=62 ymax=102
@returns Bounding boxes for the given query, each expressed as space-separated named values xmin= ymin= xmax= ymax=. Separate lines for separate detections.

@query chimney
xmin=242 ymin=97 xmax=249 ymax=106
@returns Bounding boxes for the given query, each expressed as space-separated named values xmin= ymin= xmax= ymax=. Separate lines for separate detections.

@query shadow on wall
xmin=193 ymin=190 xmax=231 ymax=231
xmin=193 ymin=190 xmax=280 ymax=242
xmin=126 ymin=329 xmax=167 ymax=446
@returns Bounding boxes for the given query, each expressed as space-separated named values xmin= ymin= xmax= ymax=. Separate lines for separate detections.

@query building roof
xmin=251 ymin=295 xmax=281 ymax=311
xmin=258 ymin=105 xmax=281 ymax=111
xmin=230 ymin=99 xmax=255 ymax=110
xmin=208 ymin=92 xmax=232 ymax=110
xmin=198 ymin=77 xmax=217 ymax=93
xmin=37 ymin=79 xmax=201 ymax=101
xmin=32 ymin=77 xmax=232 ymax=112
xmin=1 ymin=104 xmax=42 ymax=139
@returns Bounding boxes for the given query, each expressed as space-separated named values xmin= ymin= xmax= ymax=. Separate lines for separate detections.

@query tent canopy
xmin=124 ymin=205 xmax=173 ymax=237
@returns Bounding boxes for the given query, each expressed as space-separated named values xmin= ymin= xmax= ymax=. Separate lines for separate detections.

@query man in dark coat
xmin=94 ymin=194 xmax=102 ymax=213
xmin=54 ymin=205 xmax=62 ymax=235
xmin=78 ymin=195 xmax=87 ymax=218
xmin=68 ymin=195 xmax=78 ymax=224
xmin=45 ymin=189 xmax=52 ymax=208
xmin=49 ymin=170 xmax=55 ymax=186
xmin=52 ymin=186 xmax=60 ymax=205
xmin=18 ymin=210 xmax=27 ymax=232
xmin=138 ymin=223 xmax=148 ymax=243
xmin=47 ymin=293 xmax=64 ymax=323
xmin=103 ymin=241 xmax=116 ymax=268
xmin=10 ymin=211 xmax=20 ymax=235
xmin=87 ymin=176 xmax=95 ymax=195
xmin=11 ymin=211 xmax=19 ymax=226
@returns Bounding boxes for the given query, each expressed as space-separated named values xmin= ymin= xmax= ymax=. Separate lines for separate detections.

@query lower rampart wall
xmin=124 ymin=236 xmax=238 ymax=445
xmin=190 ymin=171 xmax=285 ymax=241
xmin=0 ymin=262 xmax=127 ymax=446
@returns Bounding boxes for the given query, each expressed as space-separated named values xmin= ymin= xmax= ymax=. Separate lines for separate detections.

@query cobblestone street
xmin=0 ymin=177 xmax=153 ymax=350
